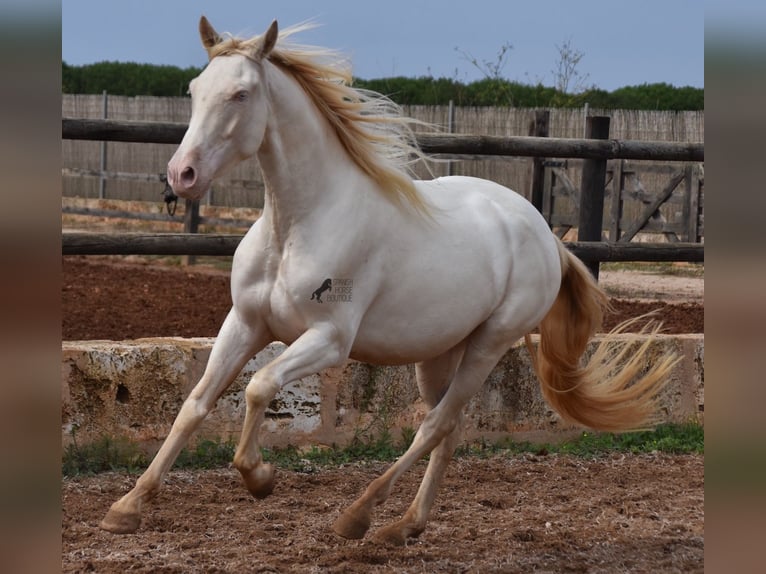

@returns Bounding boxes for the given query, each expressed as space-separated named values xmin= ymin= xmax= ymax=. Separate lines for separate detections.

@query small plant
xmin=175 ymin=438 xmax=237 ymax=469
xmin=488 ymin=421 xmax=703 ymax=458
xmin=62 ymin=423 xmax=702 ymax=476
xmin=399 ymin=426 xmax=416 ymax=450
xmin=63 ymin=430 xmax=148 ymax=476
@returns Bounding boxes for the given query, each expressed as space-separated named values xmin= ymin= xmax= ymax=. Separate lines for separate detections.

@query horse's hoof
xmin=333 ymin=508 xmax=371 ymax=540
xmin=374 ymin=521 xmax=423 ymax=546
xmin=373 ymin=524 xmax=407 ymax=546
xmin=100 ymin=506 xmax=141 ymax=534
xmin=241 ymin=463 xmax=275 ymax=499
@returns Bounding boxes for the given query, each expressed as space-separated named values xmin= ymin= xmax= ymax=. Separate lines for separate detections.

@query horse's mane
xmin=207 ymin=23 xmax=432 ymax=215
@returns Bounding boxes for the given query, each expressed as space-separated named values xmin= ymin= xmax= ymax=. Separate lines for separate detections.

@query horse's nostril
xmin=181 ymin=166 xmax=196 ymax=186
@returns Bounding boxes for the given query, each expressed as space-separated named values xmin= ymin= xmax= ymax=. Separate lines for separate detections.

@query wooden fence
xmin=62 ymin=118 xmax=703 ymax=160
xmin=62 ymin=95 xmax=704 ymax=205
xmin=61 ymin=117 xmax=704 ymax=267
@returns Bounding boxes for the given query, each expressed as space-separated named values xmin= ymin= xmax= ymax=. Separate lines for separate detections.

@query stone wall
xmin=61 ymin=335 xmax=704 ymax=452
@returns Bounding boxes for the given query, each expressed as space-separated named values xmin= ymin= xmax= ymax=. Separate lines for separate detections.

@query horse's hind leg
xmin=333 ymin=329 xmax=510 ymax=543
xmin=374 ymin=346 xmax=466 ymax=545
xmin=100 ymin=310 xmax=270 ymax=534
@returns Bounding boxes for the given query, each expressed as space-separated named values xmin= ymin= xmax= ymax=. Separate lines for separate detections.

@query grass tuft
xmin=486 ymin=421 xmax=704 ymax=458
xmin=62 ymin=434 xmax=148 ymax=476
xmin=62 ymin=422 xmax=703 ymax=476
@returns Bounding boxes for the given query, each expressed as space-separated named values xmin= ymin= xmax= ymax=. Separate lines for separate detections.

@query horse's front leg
xmin=233 ymin=325 xmax=350 ymax=498
xmin=100 ymin=310 xmax=270 ymax=534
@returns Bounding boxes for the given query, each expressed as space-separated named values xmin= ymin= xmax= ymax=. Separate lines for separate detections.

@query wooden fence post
xmin=99 ymin=91 xmax=108 ymax=199
xmin=577 ymin=116 xmax=611 ymax=279
xmin=685 ymin=163 xmax=701 ymax=242
xmin=447 ymin=99 xmax=455 ymax=177
xmin=608 ymin=159 xmax=625 ymax=241
xmin=529 ymin=110 xmax=550 ymax=214
xmin=183 ymin=199 xmax=200 ymax=266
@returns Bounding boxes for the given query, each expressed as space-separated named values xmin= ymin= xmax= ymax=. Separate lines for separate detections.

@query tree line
xmin=62 ymin=61 xmax=703 ymax=111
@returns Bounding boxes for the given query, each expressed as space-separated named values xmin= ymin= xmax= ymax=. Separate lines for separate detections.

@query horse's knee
xmin=175 ymin=395 xmax=212 ymax=429
xmin=420 ymin=411 xmax=459 ymax=442
xmin=244 ymin=371 xmax=279 ymax=408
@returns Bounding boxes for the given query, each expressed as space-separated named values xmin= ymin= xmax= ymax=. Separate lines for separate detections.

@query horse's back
xmin=417 ymin=176 xmax=560 ymax=272
xmin=420 ymin=176 xmax=549 ymax=232
xmin=426 ymin=173 xmax=561 ymax=270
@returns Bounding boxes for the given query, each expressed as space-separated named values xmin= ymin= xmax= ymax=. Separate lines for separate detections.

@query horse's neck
xmin=256 ymin=65 xmax=367 ymax=236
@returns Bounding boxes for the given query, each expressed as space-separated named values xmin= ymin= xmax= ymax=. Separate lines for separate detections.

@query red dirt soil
xmin=61 ymin=256 xmax=704 ymax=572
xmin=63 ymin=454 xmax=703 ymax=573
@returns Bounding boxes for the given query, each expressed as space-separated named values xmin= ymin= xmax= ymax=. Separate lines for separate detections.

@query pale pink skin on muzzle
xmin=167 ymin=150 xmax=208 ymax=200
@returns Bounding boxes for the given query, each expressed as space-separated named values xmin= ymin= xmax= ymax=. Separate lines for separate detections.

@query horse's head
xmin=167 ymin=17 xmax=278 ymax=200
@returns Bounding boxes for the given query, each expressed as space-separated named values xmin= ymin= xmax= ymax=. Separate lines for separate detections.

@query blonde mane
xmin=207 ymin=24 xmax=432 ymax=215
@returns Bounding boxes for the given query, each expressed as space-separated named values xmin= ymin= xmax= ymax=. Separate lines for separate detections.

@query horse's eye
xmin=233 ymin=90 xmax=249 ymax=102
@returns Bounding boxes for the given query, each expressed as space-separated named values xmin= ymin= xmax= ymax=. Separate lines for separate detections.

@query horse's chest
xmin=265 ymin=280 xmax=312 ymax=341
xmin=232 ymin=226 xmax=370 ymax=342
xmin=232 ymin=264 xmax=328 ymax=343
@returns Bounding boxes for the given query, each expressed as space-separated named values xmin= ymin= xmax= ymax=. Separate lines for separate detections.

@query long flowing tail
xmin=524 ymin=239 xmax=679 ymax=432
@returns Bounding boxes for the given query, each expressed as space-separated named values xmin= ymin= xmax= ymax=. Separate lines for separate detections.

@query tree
xmin=61 ymin=61 xmax=703 ymax=110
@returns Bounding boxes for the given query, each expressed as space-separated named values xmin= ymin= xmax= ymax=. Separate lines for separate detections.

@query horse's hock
xmin=61 ymin=335 xmax=704 ymax=451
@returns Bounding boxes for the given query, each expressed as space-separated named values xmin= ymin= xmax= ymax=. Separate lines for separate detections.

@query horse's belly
xmin=348 ymin=287 xmax=496 ymax=365
xmin=348 ymin=329 xmax=466 ymax=365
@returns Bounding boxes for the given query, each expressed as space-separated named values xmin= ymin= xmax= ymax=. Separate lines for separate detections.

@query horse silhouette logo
xmin=310 ymin=278 xmax=332 ymax=303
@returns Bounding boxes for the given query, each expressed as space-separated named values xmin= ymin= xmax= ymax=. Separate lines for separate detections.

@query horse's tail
xmin=524 ymin=239 xmax=679 ymax=432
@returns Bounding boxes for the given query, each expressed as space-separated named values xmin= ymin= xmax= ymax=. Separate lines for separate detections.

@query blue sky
xmin=59 ymin=1 xmax=707 ymax=91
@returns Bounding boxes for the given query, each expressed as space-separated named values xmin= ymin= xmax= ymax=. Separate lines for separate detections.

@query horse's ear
xmin=253 ymin=20 xmax=278 ymax=60
xmin=199 ymin=16 xmax=222 ymax=55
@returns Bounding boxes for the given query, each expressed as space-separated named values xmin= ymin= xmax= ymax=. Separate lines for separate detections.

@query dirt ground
xmin=62 ymin=454 xmax=703 ymax=573
xmin=61 ymin=256 xmax=704 ymax=572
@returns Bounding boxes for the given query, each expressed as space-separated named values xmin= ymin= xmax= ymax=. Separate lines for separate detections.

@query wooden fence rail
xmin=61 ymin=232 xmax=703 ymax=262
xmin=62 ymin=118 xmax=704 ymax=162
xmin=62 ymin=117 xmax=704 ymax=265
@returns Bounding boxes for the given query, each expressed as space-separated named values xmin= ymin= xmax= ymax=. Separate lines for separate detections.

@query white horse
xmin=101 ymin=17 xmax=677 ymax=544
